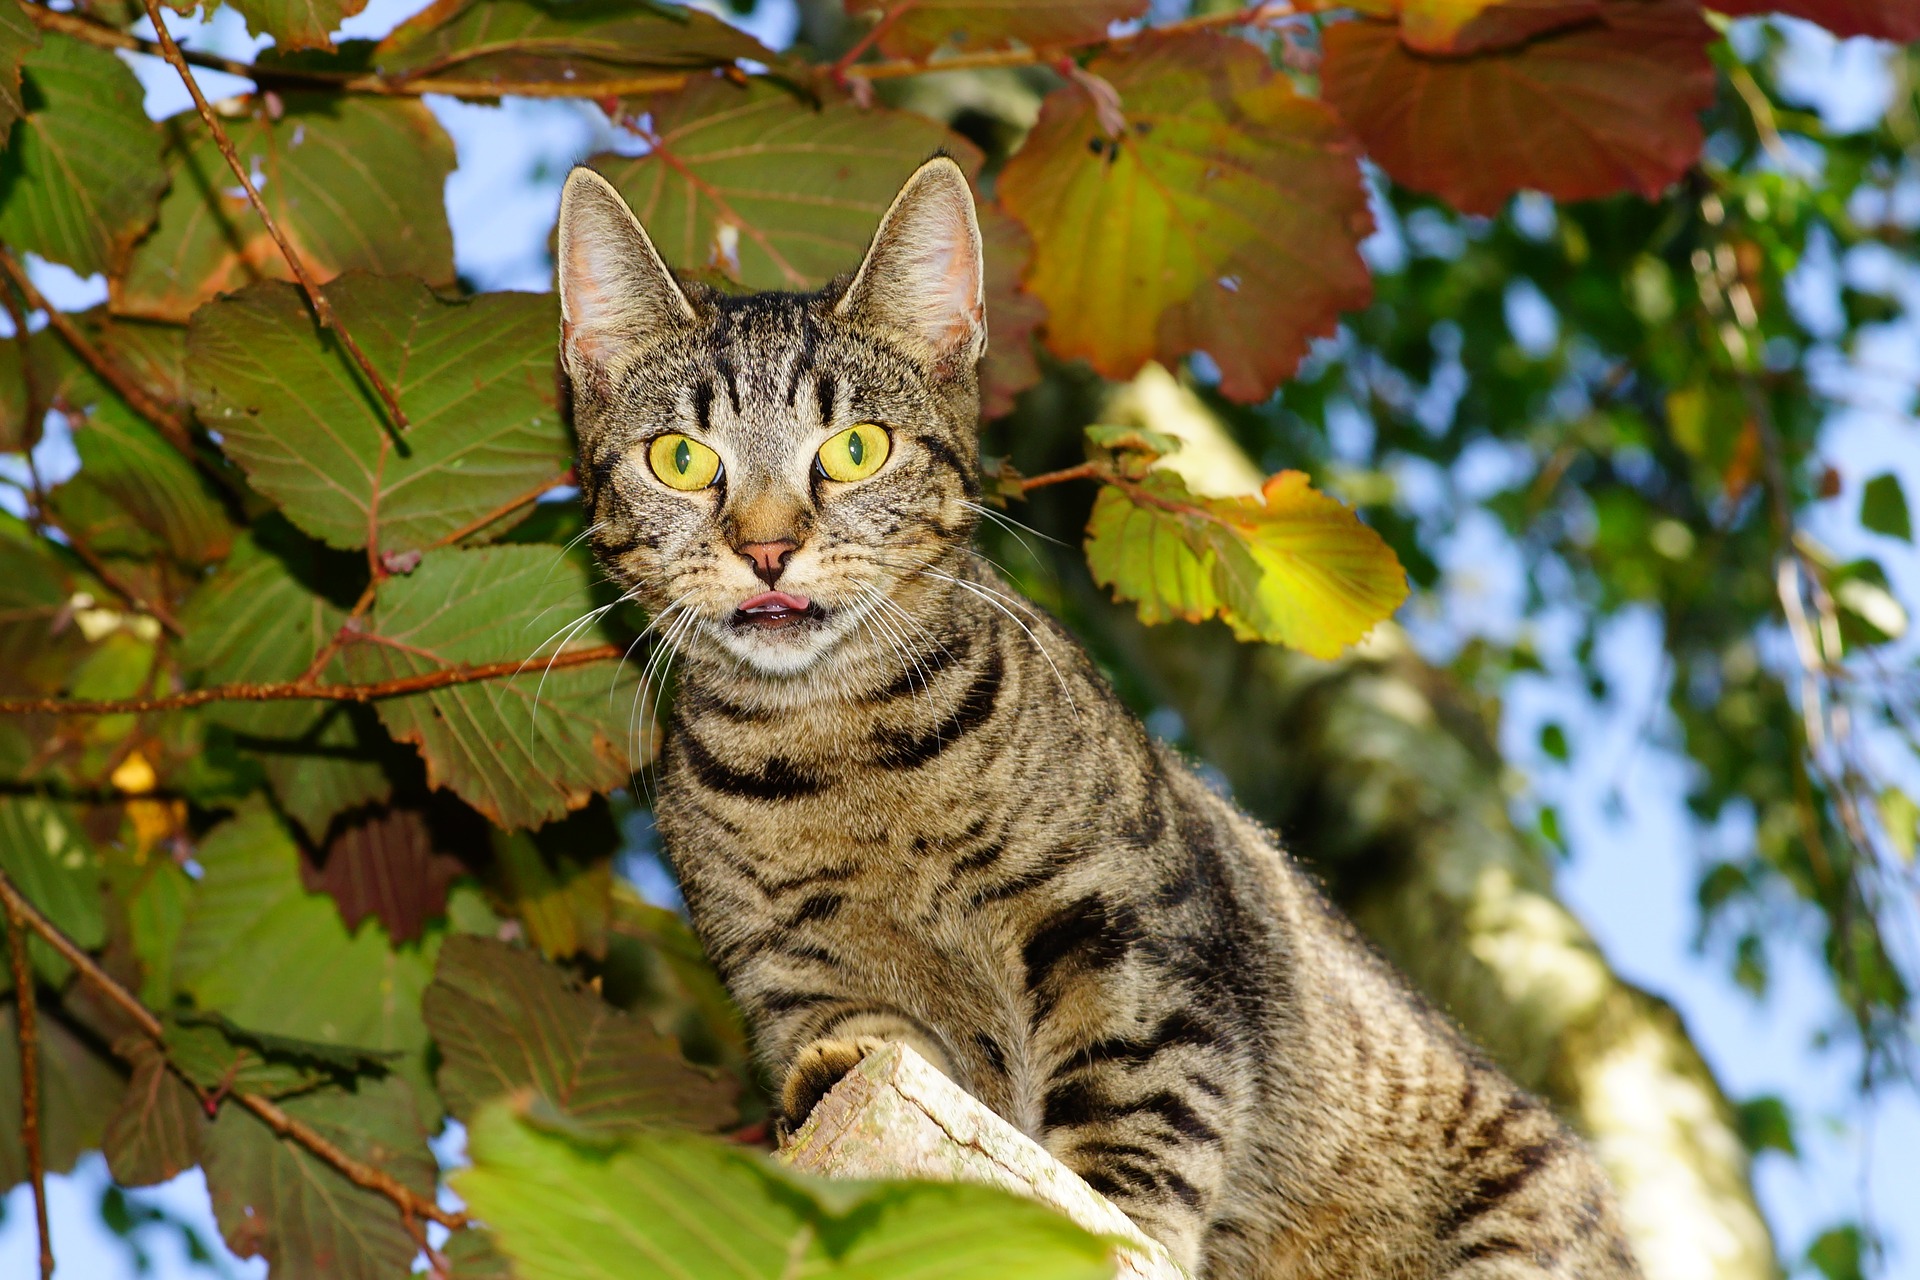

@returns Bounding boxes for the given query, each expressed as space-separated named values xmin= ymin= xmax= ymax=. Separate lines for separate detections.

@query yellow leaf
xmin=1085 ymin=469 xmax=1407 ymax=658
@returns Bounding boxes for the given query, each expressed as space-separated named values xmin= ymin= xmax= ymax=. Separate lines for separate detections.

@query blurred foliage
xmin=0 ymin=0 xmax=1913 ymax=1275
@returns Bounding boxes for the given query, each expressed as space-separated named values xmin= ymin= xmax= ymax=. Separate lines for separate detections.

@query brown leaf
xmin=301 ymin=801 xmax=476 ymax=944
xmin=848 ymin=0 xmax=1148 ymax=59
xmin=1709 ymin=0 xmax=1920 ymax=40
xmin=1321 ymin=3 xmax=1716 ymax=217
xmin=103 ymin=1037 xmax=210 ymax=1188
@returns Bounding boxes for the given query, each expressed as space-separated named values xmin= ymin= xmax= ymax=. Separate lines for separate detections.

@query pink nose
xmin=737 ymin=540 xmax=798 ymax=586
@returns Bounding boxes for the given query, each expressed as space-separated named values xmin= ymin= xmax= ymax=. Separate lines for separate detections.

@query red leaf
xmin=978 ymin=204 xmax=1048 ymax=419
xmin=999 ymin=32 xmax=1373 ymax=401
xmin=1708 ymin=0 xmax=1920 ymax=39
xmin=1395 ymin=0 xmax=1603 ymax=53
xmin=1321 ymin=3 xmax=1716 ymax=217
xmin=300 ymin=803 xmax=474 ymax=944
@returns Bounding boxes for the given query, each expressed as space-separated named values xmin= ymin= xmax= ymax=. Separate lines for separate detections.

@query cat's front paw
xmin=780 ymin=1035 xmax=890 ymax=1134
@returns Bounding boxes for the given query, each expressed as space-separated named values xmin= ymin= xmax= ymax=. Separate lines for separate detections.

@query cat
xmin=555 ymin=155 xmax=1642 ymax=1280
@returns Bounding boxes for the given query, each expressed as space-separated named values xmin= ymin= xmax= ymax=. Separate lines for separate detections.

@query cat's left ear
xmin=836 ymin=155 xmax=986 ymax=374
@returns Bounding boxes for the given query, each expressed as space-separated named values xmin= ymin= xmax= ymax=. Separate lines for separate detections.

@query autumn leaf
xmin=1321 ymin=3 xmax=1716 ymax=217
xmin=158 ymin=0 xmax=373 ymax=53
xmin=845 ymin=0 xmax=1148 ymax=58
xmin=1392 ymin=0 xmax=1601 ymax=54
xmin=1708 ymin=0 xmax=1920 ymax=40
xmin=998 ymin=32 xmax=1373 ymax=402
xmin=1084 ymin=468 xmax=1408 ymax=658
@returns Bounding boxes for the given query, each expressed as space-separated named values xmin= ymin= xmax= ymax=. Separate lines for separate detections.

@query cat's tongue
xmin=738 ymin=591 xmax=812 ymax=614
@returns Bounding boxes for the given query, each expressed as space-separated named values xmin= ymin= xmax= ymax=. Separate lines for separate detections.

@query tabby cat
xmin=555 ymin=156 xmax=1642 ymax=1280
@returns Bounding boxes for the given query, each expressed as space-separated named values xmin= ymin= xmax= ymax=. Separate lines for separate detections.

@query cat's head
xmin=556 ymin=156 xmax=987 ymax=680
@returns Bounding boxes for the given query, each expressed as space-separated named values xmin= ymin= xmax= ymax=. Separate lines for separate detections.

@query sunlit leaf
xmin=0 ymin=35 xmax=165 ymax=276
xmin=1084 ymin=468 xmax=1408 ymax=658
xmin=0 ymin=1 xmax=41 ymax=144
xmin=1321 ymin=3 xmax=1715 ymax=216
xmin=374 ymin=0 xmax=768 ymax=87
xmin=1879 ymin=789 xmax=1916 ymax=865
xmin=171 ymin=801 xmax=437 ymax=1100
xmin=426 ymin=934 xmax=738 ymax=1134
xmin=999 ymin=32 xmax=1373 ymax=401
xmin=454 ymin=1102 xmax=1116 ymax=1280
xmin=1391 ymin=0 xmax=1600 ymax=53
xmin=979 ymin=204 xmax=1047 ymax=418
xmin=847 ymin=0 xmax=1147 ymax=58
xmin=591 ymin=78 xmax=981 ymax=290
xmin=187 ymin=277 xmax=567 ymax=553
xmin=203 ymin=1074 xmax=433 ymax=1280
xmin=117 ymin=97 xmax=456 ymax=323
xmin=340 ymin=544 xmax=649 ymax=831
xmin=176 ymin=521 xmax=398 ymax=841
xmin=486 ymin=802 xmax=615 ymax=960
xmin=1859 ymin=472 xmax=1910 ymax=542
xmin=232 ymin=0 xmax=371 ymax=52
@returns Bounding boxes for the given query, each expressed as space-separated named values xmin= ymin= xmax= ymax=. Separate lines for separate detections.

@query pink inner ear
xmin=561 ymin=240 xmax=627 ymax=362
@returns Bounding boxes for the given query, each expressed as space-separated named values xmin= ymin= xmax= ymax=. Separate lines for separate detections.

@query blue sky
xmin=3 ymin=2 xmax=1916 ymax=1276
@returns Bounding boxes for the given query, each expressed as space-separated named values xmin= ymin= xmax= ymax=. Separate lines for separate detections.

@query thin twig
xmin=4 ymin=892 xmax=54 ymax=1280
xmin=0 ymin=248 xmax=193 ymax=453
xmin=0 ymin=644 xmax=625 ymax=715
xmin=1014 ymin=462 xmax=1101 ymax=492
xmin=37 ymin=503 xmax=185 ymax=638
xmin=139 ymin=0 xmax=411 ymax=444
xmin=429 ymin=468 xmax=577 ymax=549
xmin=0 ymin=867 xmax=468 ymax=1232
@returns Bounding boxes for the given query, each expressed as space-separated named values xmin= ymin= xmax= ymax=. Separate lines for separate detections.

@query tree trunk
xmin=1019 ymin=369 xmax=1779 ymax=1280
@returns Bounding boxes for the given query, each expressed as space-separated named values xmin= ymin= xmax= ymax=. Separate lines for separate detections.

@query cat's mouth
xmin=731 ymin=590 xmax=825 ymax=631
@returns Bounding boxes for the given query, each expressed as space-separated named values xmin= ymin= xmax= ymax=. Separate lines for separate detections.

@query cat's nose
xmin=737 ymin=540 xmax=798 ymax=587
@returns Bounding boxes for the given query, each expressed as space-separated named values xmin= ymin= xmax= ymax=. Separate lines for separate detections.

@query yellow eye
xmin=816 ymin=423 xmax=891 ymax=483
xmin=647 ymin=434 xmax=721 ymax=491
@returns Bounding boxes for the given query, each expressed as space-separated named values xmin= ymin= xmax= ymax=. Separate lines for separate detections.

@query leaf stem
xmin=4 ymin=891 xmax=54 ymax=1280
xmin=1014 ymin=461 xmax=1102 ymax=492
xmin=0 ymin=644 xmax=625 ymax=716
xmin=0 ymin=247 xmax=193 ymax=455
xmin=37 ymin=501 xmax=186 ymax=638
xmin=0 ymin=866 xmax=469 ymax=1232
xmin=138 ymin=0 xmax=413 ymax=444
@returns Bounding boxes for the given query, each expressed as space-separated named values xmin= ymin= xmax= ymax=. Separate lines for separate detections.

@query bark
xmin=781 ymin=1041 xmax=1187 ymax=1280
xmin=1038 ymin=370 xmax=1778 ymax=1280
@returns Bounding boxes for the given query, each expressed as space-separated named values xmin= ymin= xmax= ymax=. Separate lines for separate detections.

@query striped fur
xmin=558 ymin=160 xmax=1641 ymax=1279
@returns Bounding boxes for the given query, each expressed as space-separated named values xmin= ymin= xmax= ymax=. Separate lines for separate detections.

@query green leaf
xmin=340 ymin=544 xmax=649 ymax=830
xmin=103 ymin=1037 xmax=210 ymax=1188
xmin=1539 ymin=722 xmax=1569 ymax=763
xmin=374 ymin=0 xmax=769 ymax=86
xmin=1879 ymin=788 xmax=1917 ymax=866
xmin=176 ymin=521 xmax=397 ymax=840
xmin=0 ymin=34 xmax=166 ymax=276
xmin=590 ymin=79 xmax=980 ymax=291
xmin=229 ymin=0 xmax=372 ymax=53
xmin=0 ymin=0 xmax=41 ymax=145
xmin=0 ymin=796 xmax=105 ymax=986
xmin=444 ymin=1228 xmax=516 ymax=1279
xmin=203 ymin=1074 xmax=434 ymax=1280
xmin=853 ymin=0 xmax=1147 ymax=58
xmin=187 ymin=277 xmax=567 ymax=554
xmin=1084 ymin=469 xmax=1408 ymax=658
xmin=425 ymin=934 xmax=738 ymax=1135
xmin=605 ymin=883 xmax=750 ymax=1079
xmin=998 ymin=32 xmax=1372 ymax=402
xmin=116 ymin=97 xmax=456 ymax=323
xmin=1805 ymin=1224 xmax=1866 ymax=1280
xmin=167 ymin=1009 xmax=402 ymax=1092
xmin=455 ymin=1102 xmax=1116 ymax=1280
xmin=1 ymin=999 xmax=126 ymax=1185
xmin=1859 ymin=471 xmax=1911 ymax=541
xmin=1733 ymin=1094 xmax=1797 ymax=1158
xmin=52 ymin=400 xmax=232 ymax=566
xmin=171 ymin=801 xmax=436 ymax=1103
xmin=487 ymin=802 xmax=615 ymax=960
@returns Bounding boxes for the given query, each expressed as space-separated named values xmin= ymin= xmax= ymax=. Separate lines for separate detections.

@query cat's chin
xmin=710 ymin=610 xmax=846 ymax=677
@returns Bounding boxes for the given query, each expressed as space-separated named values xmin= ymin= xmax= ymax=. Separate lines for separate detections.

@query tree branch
xmin=4 ymin=891 xmax=54 ymax=1280
xmin=429 ymin=468 xmax=576 ymax=550
xmin=35 ymin=501 xmax=185 ymax=638
xmin=0 ymin=247 xmax=193 ymax=454
xmin=0 ymin=644 xmax=625 ymax=715
xmin=139 ymin=0 xmax=411 ymax=443
xmin=0 ymin=866 xmax=469 ymax=1233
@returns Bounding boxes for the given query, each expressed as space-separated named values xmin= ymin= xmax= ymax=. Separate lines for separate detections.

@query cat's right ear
xmin=556 ymin=167 xmax=696 ymax=383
